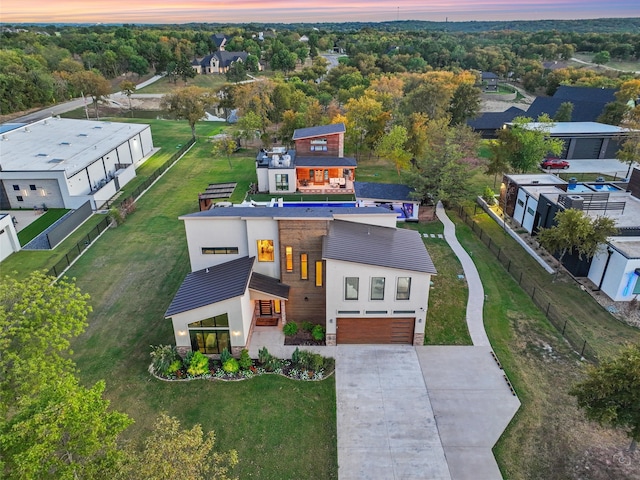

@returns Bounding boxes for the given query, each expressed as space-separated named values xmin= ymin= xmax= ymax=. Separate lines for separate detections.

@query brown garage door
xmin=336 ymin=317 xmax=414 ymax=344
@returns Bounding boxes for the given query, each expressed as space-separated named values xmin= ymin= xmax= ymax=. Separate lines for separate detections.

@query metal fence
xmin=457 ymin=205 xmax=599 ymax=363
xmin=46 ymin=137 xmax=195 ymax=278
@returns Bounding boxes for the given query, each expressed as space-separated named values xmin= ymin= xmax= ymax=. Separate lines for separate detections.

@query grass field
xmin=571 ymin=52 xmax=640 ymax=72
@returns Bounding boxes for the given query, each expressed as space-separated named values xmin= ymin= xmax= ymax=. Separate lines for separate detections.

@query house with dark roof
xmin=354 ymin=181 xmax=420 ymax=221
xmin=191 ymin=51 xmax=254 ymax=75
xmin=526 ymin=85 xmax=617 ymax=123
xmin=467 ymin=106 xmax=526 ymax=138
xmin=211 ymin=33 xmax=228 ymax=51
xmin=256 ymin=123 xmax=357 ymax=194
xmin=480 ymin=72 xmax=499 ymax=91
xmin=165 ymin=206 xmax=436 ymax=355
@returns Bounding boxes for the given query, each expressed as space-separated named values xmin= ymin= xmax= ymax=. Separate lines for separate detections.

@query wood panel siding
xmin=294 ymin=132 xmax=343 ymax=157
xmin=628 ymin=168 xmax=640 ymax=199
xmin=336 ymin=317 xmax=415 ymax=344
xmin=278 ymin=219 xmax=330 ymax=325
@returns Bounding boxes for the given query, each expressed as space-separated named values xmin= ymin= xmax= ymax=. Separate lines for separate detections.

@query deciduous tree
xmin=69 ymin=70 xmax=111 ymax=119
xmin=375 ymin=125 xmax=411 ymax=175
xmin=161 ymin=86 xmax=217 ymax=139
xmin=554 ymin=101 xmax=574 ymax=122
xmin=537 ymin=208 xmax=618 ymax=278
xmin=119 ymin=80 xmax=136 ymax=117
xmin=569 ymin=344 xmax=640 ymax=452
xmin=120 ymin=413 xmax=238 ymax=480
xmin=211 ymin=136 xmax=237 ymax=168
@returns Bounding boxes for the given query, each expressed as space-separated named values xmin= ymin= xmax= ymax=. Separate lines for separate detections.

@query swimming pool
xmin=567 ymin=184 xmax=594 ymax=193
xmin=279 ymin=202 xmax=357 ymax=208
xmin=586 ymin=183 xmax=623 ymax=192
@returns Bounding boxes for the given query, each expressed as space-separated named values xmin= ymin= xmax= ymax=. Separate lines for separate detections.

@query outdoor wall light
xmin=304 ymin=296 xmax=309 ymax=302
xmin=232 ymin=330 xmax=242 ymax=337
xmin=329 ymin=318 xmax=333 ymax=324
xmin=418 ymin=318 xmax=422 ymax=323
xmin=177 ymin=330 xmax=187 ymax=336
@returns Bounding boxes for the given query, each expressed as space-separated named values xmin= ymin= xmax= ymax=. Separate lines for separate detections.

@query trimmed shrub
xmin=301 ymin=321 xmax=314 ymax=332
xmin=482 ymin=186 xmax=496 ymax=205
xmin=185 ymin=351 xmax=209 ymax=376
xmin=220 ymin=347 xmax=232 ymax=364
xmin=222 ymin=358 xmax=239 ymax=374
xmin=283 ymin=322 xmax=298 ymax=336
xmin=296 ymin=350 xmax=325 ymax=372
xmin=311 ymin=324 xmax=325 ymax=341
xmin=239 ymin=349 xmax=252 ymax=370
xmin=167 ymin=359 xmax=182 ymax=375
xmin=258 ymin=346 xmax=271 ymax=365
xmin=291 ymin=347 xmax=301 ymax=365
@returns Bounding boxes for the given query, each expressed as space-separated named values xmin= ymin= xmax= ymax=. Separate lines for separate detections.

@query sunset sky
xmin=1 ymin=0 xmax=638 ymax=24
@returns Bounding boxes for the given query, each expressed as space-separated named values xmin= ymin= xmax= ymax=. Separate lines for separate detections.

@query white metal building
xmin=0 ymin=117 xmax=154 ymax=210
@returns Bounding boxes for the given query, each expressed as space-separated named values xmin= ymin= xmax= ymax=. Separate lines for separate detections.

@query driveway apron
xmin=336 ymin=345 xmax=451 ymax=480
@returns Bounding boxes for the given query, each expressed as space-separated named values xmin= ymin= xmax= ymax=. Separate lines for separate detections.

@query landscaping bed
xmin=151 ymin=345 xmax=334 ymax=382
xmin=283 ymin=321 xmax=326 ymax=346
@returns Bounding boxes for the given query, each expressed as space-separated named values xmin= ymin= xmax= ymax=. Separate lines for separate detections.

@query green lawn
xmin=56 ymin=128 xmax=336 ymax=478
xmin=401 ymin=221 xmax=472 ymax=345
xmin=571 ymin=52 xmax=640 ymax=72
xmin=16 ymin=208 xmax=68 ymax=245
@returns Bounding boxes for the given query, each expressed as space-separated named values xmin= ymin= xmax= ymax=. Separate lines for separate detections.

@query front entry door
xmin=314 ymin=169 xmax=326 ymax=185
xmin=259 ymin=300 xmax=272 ymax=316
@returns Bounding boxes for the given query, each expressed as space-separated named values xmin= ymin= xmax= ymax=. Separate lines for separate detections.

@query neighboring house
xmin=256 ymin=123 xmax=357 ymax=194
xmin=502 ymin=171 xmax=640 ymax=302
xmin=480 ymin=72 xmax=499 ymax=91
xmin=165 ymin=206 xmax=436 ymax=355
xmin=0 ymin=213 xmax=20 ymax=262
xmin=354 ymin=181 xmax=420 ymax=221
xmin=467 ymin=106 xmax=526 ymax=138
xmin=507 ymin=121 xmax=629 ymax=160
xmin=191 ymin=51 xmax=251 ymax=75
xmin=211 ymin=33 xmax=228 ymax=51
xmin=0 ymin=117 xmax=154 ymax=210
xmin=526 ymin=85 xmax=617 ymax=122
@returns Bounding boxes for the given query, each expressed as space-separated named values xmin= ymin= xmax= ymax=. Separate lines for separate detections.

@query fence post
xmin=519 ymin=272 xmax=523 ymax=284
xmin=531 ymin=287 xmax=536 ymax=300
xmin=562 ymin=320 xmax=567 ymax=335
xmin=580 ymin=340 xmax=586 ymax=358
xmin=488 ymin=238 xmax=492 ymax=250
xmin=507 ymin=260 xmax=511 ymax=271
xmin=546 ymin=303 xmax=550 ymax=316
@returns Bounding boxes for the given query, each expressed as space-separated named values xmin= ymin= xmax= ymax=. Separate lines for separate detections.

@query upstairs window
xmin=396 ymin=277 xmax=411 ymax=300
xmin=257 ymin=240 xmax=274 ymax=262
xmin=370 ymin=277 xmax=385 ymax=300
xmin=345 ymin=277 xmax=359 ymax=300
xmin=300 ymin=254 xmax=308 ymax=280
xmin=315 ymin=261 xmax=323 ymax=287
xmin=285 ymin=246 xmax=293 ymax=272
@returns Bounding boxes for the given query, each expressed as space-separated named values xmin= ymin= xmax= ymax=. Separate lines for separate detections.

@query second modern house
xmin=256 ymin=123 xmax=357 ymax=194
xmin=165 ymin=206 xmax=436 ymax=356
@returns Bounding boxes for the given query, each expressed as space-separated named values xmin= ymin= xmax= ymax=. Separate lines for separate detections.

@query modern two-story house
xmin=165 ymin=206 xmax=436 ymax=356
xmin=256 ymin=123 xmax=357 ymax=194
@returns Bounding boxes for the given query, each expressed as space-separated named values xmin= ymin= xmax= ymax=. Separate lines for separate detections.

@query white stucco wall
xmin=183 ymin=217 xmax=249 ymax=272
xmin=1 ymin=176 xmax=66 ymax=209
xmin=0 ymin=214 xmax=20 ymax=262
xmin=588 ymin=244 xmax=640 ymax=301
xmin=268 ymin=168 xmax=296 ymax=194
xmin=324 ymin=259 xmax=431 ymax=337
xmin=169 ymin=293 xmax=250 ymax=351
xmin=116 ymin=142 xmax=133 ymax=165
xmin=256 ymin=167 xmax=269 ymax=193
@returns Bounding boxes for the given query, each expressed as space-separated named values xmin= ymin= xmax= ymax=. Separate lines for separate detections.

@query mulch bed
xmin=284 ymin=330 xmax=325 ymax=346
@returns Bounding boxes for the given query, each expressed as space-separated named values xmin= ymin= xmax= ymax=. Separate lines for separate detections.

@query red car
xmin=541 ymin=158 xmax=570 ymax=169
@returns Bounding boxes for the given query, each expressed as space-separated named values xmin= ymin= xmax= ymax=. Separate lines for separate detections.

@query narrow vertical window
xmin=315 ymin=261 xmax=323 ymax=287
xmin=396 ymin=277 xmax=411 ymax=300
xmin=370 ymin=277 xmax=385 ymax=300
xmin=300 ymin=253 xmax=308 ymax=280
xmin=274 ymin=300 xmax=281 ymax=314
xmin=285 ymin=246 xmax=293 ymax=272
xmin=345 ymin=277 xmax=359 ymax=300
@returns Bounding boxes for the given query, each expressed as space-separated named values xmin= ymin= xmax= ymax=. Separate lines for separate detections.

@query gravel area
xmin=22 ymin=210 xmax=76 ymax=250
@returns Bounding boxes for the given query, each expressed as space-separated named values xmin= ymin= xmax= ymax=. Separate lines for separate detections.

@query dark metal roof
xmin=295 ymin=156 xmax=357 ymax=167
xmin=181 ymin=206 xmax=393 ymax=219
xmin=482 ymin=72 xmax=499 ymax=79
xmin=292 ymin=123 xmax=346 ymax=140
xmin=354 ymin=182 xmax=415 ymax=202
xmin=526 ymin=86 xmax=617 ymax=123
xmin=322 ymin=220 xmax=437 ymax=274
xmin=554 ymin=85 xmax=616 ymax=104
xmin=165 ymin=256 xmax=254 ymax=317
xmin=249 ymin=272 xmax=290 ymax=299
xmin=467 ymin=107 xmax=525 ymax=130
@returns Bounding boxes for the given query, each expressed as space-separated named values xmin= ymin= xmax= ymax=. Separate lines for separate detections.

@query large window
xmin=275 ymin=174 xmax=289 ymax=191
xmin=345 ymin=277 xmax=359 ymax=300
xmin=370 ymin=277 xmax=385 ymax=300
xmin=396 ymin=277 xmax=411 ymax=300
xmin=188 ymin=314 xmax=230 ymax=354
xmin=300 ymin=253 xmax=308 ymax=279
xmin=285 ymin=246 xmax=293 ymax=272
xmin=315 ymin=261 xmax=323 ymax=287
xmin=310 ymin=138 xmax=327 ymax=151
xmin=257 ymin=240 xmax=274 ymax=262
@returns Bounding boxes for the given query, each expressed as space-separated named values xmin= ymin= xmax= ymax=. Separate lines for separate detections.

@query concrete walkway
xmin=435 ymin=201 xmax=490 ymax=347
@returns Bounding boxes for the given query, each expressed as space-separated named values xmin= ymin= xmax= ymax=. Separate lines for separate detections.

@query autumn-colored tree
xmin=211 ymin=136 xmax=237 ymax=168
xmin=161 ymin=86 xmax=217 ymax=139
xmin=375 ymin=125 xmax=411 ymax=175
xmin=69 ymin=70 xmax=111 ymax=119
xmin=344 ymin=96 xmax=390 ymax=159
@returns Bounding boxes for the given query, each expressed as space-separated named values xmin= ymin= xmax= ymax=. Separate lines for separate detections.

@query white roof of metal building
xmin=516 ymin=121 xmax=628 ymax=136
xmin=0 ymin=117 xmax=149 ymax=177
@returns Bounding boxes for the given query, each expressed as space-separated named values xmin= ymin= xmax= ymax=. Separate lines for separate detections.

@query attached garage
xmin=336 ymin=317 xmax=415 ymax=344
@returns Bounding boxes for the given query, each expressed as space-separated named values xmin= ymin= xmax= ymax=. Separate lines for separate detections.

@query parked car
xmin=541 ymin=157 xmax=570 ymax=169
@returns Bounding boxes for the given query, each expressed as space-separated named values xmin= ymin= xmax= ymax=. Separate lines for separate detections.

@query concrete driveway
xmin=336 ymin=345 xmax=451 ymax=480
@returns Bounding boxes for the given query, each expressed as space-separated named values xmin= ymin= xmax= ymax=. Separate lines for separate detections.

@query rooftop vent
xmin=78 ymin=133 xmax=88 ymax=137
xmin=60 ymin=141 xmax=71 ymax=146
xmin=48 ymin=158 xmax=65 ymax=163
xmin=1 ymin=135 xmax=7 ymax=141
xmin=36 ymin=153 xmax=48 ymax=157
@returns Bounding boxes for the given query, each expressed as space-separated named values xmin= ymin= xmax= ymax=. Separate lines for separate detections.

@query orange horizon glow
xmin=1 ymin=0 xmax=638 ymax=24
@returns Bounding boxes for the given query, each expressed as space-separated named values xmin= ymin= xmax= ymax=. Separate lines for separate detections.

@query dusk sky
xmin=1 ymin=0 xmax=638 ymax=24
